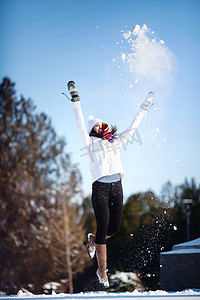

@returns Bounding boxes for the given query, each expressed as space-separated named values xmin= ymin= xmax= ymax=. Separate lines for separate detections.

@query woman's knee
xmin=96 ymin=232 xmax=107 ymax=244
xmin=107 ymin=223 xmax=121 ymax=237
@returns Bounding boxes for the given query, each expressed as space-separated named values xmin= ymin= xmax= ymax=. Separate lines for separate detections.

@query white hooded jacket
xmin=72 ymin=101 xmax=147 ymax=183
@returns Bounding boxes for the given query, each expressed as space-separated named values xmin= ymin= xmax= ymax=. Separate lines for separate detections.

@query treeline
xmin=0 ymin=78 xmax=91 ymax=294
xmin=0 ymin=78 xmax=200 ymax=294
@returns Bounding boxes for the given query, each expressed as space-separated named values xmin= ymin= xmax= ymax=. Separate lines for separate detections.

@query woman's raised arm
xmin=115 ymin=92 xmax=154 ymax=147
xmin=66 ymin=81 xmax=91 ymax=147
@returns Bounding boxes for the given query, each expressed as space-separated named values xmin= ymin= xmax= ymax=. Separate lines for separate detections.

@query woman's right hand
xmin=67 ymin=81 xmax=80 ymax=102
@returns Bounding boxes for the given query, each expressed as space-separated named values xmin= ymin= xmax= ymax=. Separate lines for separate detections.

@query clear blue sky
xmin=1 ymin=0 xmax=200 ymax=199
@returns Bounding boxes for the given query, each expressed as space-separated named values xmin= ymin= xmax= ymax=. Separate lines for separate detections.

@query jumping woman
xmin=66 ymin=81 xmax=154 ymax=288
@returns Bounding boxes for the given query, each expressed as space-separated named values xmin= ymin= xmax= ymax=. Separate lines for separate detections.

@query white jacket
xmin=72 ymin=101 xmax=147 ymax=183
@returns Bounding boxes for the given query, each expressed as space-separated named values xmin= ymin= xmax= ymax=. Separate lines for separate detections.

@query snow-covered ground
xmin=1 ymin=289 xmax=200 ymax=300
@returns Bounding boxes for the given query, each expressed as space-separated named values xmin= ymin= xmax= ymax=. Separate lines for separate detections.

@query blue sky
xmin=1 ymin=0 xmax=200 ymax=199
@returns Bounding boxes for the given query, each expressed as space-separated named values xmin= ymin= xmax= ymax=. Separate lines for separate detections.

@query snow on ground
xmin=1 ymin=289 xmax=200 ymax=300
xmin=172 ymin=238 xmax=200 ymax=250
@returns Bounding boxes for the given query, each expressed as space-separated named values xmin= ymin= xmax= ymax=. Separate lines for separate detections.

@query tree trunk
xmin=62 ymin=197 xmax=73 ymax=293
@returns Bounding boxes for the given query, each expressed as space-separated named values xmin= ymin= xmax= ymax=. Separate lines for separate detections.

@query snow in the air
xmin=121 ymin=24 xmax=175 ymax=83
xmin=112 ymin=24 xmax=176 ymax=149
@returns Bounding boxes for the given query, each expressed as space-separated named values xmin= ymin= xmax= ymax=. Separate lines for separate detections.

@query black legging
xmin=92 ymin=180 xmax=123 ymax=244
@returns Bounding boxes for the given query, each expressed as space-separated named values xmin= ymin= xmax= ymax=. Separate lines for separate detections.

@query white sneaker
xmin=96 ymin=269 xmax=109 ymax=288
xmin=140 ymin=92 xmax=154 ymax=111
xmin=87 ymin=233 xmax=96 ymax=259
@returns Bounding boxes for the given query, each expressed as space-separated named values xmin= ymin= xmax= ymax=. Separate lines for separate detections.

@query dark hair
xmin=89 ymin=124 xmax=117 ymax=139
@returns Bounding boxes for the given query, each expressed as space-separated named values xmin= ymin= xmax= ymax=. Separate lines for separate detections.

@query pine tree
xmin=161 ymin=178 xmax=200 ymax=243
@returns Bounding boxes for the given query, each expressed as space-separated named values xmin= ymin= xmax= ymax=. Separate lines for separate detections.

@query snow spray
xmin=113 ymin=24 xmax=176 ymax=148
xmin=120 ymin=24 xmax=175 ymax=85
xmin=112 ymin=26 xmax=177 ymax=276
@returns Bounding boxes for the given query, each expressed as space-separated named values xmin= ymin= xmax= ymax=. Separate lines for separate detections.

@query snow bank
xmin=161 ymin=248 xmax=200 ymax=255
xmin=160 ymin=237 xmax=200 ymax=260
xmin=110 ymin=271 xmax=139 ymax=283
xmin=173 ymin=238 xmax=200 ymax=250
xmin=109 ymin=271 xmax=144 ymax=292
xmin=1 ymin=289 xmax=199 ymax=300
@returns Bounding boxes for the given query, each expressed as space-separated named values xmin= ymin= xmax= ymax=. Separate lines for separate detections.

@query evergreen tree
xmin=160 ymin=178 xmax=200 ymax=243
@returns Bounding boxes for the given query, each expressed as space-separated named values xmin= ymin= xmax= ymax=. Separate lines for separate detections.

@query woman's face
xmin=93 ymin=122 xmax=103 ymax=133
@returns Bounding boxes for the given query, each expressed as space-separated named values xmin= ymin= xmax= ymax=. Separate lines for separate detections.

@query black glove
xmin=67 ymin=81 xmax=80 ymax=102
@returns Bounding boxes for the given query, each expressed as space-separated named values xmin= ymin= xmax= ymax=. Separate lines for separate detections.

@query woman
xmin=66 ymin=81 xmax=153 ymax=288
